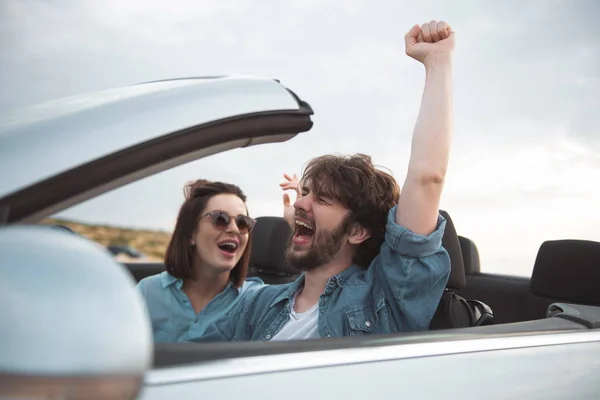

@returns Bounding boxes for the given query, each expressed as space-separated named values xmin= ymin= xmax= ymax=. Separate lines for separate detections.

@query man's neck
xmin=294 ymin=257 xmax=352 ymax=313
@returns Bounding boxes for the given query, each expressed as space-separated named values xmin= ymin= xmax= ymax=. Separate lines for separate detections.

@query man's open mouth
xmin=294 ymin=219 xmax=314 ymax=243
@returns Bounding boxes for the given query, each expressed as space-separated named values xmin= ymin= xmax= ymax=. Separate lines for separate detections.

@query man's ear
xmin=348 ymin=224 xmax=371 ymax=245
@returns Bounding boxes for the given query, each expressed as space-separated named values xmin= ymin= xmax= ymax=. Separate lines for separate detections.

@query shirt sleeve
xmin=241 ymin=277 xmax=267 ymax=294
xmin=189 ymin=315 xmax=238 ymax=342
xmin=134 ymin=279 xmax=147 ymax=297
xmin=370 ymin=205 xmax=451 ymax=331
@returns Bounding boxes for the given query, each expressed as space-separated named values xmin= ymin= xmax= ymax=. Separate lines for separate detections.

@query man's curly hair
xmin=300 ymin=153 xmax=400 ymax=267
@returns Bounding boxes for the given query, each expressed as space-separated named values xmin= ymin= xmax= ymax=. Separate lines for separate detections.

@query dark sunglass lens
xmin=211 ymin=212 xmax=231 ymax=229
xmin=236 ymin=216 xmax=254 ymax=233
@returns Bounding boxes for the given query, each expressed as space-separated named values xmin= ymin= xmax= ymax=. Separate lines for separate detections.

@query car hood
xmin=0 ymin=75 xmax=314 ymax=224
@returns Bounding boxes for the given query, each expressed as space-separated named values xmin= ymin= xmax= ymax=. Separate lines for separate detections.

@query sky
xmin=1 ymin=0 xmax=599 ymax=276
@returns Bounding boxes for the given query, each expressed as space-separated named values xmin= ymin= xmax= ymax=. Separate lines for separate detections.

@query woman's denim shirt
xmin=136 ymin=272 xmax=264 ymax=342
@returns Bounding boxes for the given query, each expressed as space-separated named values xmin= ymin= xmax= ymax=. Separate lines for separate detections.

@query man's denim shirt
xmin=190 ymin=205 xmax=450 ymax=342
xmin=136 ymin=272 xmax=264 ymax=342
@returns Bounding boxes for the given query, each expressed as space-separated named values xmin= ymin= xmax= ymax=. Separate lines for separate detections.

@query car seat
xmin=248 ymin=216 xmax=299 ymax=284
xmin=530 ymin=239 xmax=600 ymax=307
xmin=428 ymin=210 xmax=494 ymax=330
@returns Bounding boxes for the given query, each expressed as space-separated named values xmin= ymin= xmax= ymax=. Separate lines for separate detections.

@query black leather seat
xmin=530 ymin=239 xmax=600 ymax=306
xmin=529 ymin=239 xmax=600 ymax=328
xmin=428 ymin=210 xmax=494 ymax=330
xmin=458 ymin=235 xmax=481 ymax=275
xmin=248 ymin=216 xmax=299 ymax=284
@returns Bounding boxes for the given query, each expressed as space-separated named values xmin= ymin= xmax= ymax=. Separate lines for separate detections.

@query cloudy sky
xmin=1 ymin=0 xmax=598 ymax=276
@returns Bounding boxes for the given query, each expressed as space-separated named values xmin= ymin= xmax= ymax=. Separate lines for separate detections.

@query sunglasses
xmin=200 ymin=210 xmax=256 ymax=234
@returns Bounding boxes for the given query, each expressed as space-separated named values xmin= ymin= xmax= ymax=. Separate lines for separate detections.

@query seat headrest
xmin=458 ymin=235 xmax=481 ymax=275
xmin=439 ymin=210 xmax=467 ymax=290
xmin=530 ymin=239 xmax=600 ymax=305
xmin=249 ymin=216 xmax=296 ymax=276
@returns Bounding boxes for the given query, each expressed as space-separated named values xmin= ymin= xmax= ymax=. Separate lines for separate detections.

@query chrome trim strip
xmin=144 ymin=330 xmax=600 ymax=385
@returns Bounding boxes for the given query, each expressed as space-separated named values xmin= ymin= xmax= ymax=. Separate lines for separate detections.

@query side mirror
xmin=0 ymin=226 xmax=153 ymax=399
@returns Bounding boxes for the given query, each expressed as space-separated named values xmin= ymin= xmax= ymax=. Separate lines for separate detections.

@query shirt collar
xmin=334 ymin=264 xmax=363 ymax=287
xmin=271 ymin=274 xmax=305 ymax=306
xmin=160 ymin=271 xmax=182 ymax=289
xmin=270 ymin=263 xmax=363 ymax=306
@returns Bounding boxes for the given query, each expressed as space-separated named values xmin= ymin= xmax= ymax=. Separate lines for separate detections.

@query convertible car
xmin=1 ymin=76 xmax=599 ymax=399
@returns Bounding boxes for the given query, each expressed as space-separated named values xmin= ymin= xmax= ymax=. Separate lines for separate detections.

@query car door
xmin=139 ymin=327 xmax=600 ymax=399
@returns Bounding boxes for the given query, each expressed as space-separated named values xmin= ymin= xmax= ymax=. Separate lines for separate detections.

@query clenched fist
xmin=405 ymin=20 xmax=455 ymax=65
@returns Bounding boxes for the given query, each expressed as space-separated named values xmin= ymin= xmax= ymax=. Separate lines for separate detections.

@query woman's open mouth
xmin=217 ymin=241 xmax=239 ymax=257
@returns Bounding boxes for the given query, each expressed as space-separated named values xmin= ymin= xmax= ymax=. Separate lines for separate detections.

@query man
xmin=190 ymin=20 xmax=454 ymax=341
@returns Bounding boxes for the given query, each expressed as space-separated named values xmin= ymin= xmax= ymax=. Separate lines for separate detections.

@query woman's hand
xmin=280 ymin=173 xmax=300 ymax=228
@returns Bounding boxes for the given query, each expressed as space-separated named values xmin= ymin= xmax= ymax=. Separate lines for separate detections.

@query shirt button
xmin=265 ymin=334 xmax=272 ymax=340
xmin=365 ymin=321 xmax=371 ymax=328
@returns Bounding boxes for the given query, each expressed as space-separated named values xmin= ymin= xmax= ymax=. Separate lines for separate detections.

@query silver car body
xmin=1 ymin=76 xmax=598 ymax=399
xmin=144 ymin=329 xmax=600 ymax=399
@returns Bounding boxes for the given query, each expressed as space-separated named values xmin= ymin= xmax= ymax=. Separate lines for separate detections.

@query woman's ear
xmin=190 ymin=227 xmax=198 ymax=246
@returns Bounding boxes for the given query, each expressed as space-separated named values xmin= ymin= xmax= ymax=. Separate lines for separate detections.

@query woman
xmin=136 ymin=179 xmax=265 ymax=342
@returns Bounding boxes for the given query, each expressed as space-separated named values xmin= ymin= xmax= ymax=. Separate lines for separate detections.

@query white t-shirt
xmin=269 ymin=296 xmax=320 ymax=341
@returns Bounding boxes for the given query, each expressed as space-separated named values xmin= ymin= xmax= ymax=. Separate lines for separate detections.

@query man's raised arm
xmin=396 ymin=21 xmax=455 ymax=236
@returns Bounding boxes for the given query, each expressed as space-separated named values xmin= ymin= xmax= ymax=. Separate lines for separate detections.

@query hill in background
xmin=41 ymin=218 xmax=172 ymax=261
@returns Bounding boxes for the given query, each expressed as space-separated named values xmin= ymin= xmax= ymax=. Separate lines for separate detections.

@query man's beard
xmin=285 ymin=221 xmax=348 ymax=272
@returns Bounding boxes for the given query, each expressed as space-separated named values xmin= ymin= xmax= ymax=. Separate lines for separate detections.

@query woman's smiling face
xmin=191 ymin=193 xmax=250 ymax=274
